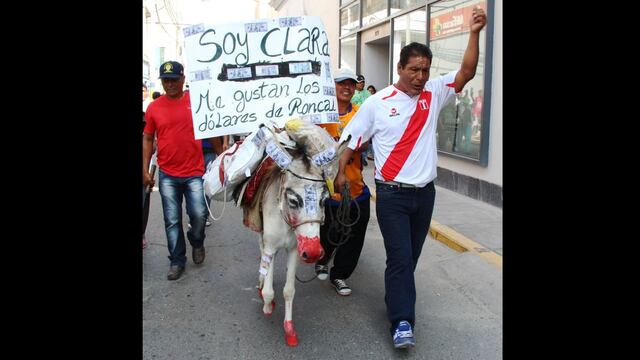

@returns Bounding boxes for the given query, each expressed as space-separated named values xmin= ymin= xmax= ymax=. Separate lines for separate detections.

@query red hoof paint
xmin=284 ymin=320 xmax=298 ymax=347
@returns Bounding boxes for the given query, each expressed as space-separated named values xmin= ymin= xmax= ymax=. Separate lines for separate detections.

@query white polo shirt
xmin=339 ymin=71 xmax=458 ymax=187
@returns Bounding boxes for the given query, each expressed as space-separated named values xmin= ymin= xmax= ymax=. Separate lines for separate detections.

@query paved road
xmin=143 ymin=181 xmax=502 ymax=359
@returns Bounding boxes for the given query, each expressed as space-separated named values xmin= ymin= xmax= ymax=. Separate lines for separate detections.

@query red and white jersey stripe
xmin=339 ymin=71 xmax=458 ymax=187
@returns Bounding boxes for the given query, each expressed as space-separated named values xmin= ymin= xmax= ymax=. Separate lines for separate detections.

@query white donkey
xmin=241 ymin=139 xmax=347 ymax=347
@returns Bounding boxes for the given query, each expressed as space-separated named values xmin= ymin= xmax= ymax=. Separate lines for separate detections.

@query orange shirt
xmin=319 ymin=104 xmax=366 ymax=201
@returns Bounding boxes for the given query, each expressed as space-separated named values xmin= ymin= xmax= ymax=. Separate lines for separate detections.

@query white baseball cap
xmin=333 ymin=68 xmax=357 ymax=83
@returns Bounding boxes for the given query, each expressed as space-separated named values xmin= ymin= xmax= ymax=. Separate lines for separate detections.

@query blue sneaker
xmin=393 ymin=321 xmax=415 ymax=349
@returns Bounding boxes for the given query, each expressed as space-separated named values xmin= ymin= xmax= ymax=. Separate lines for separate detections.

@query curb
xmin=369 ymin=188 xmax=502 ymax=268
xmin=429 ymin=220 xmax=502 ymax=268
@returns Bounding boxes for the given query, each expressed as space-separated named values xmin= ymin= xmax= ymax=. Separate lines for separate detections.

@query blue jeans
xmin=375 ymin=181 xmax=436 ymax=334
xmin=158 ymin=170 xmax=208 ymax=267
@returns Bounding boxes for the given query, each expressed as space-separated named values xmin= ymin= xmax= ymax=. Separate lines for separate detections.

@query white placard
xmin=304 ymin=185 xmax=317 ymax=216
xmin=312 ymin=147 xmax=336 ymax=167
xmin=265 ymin=141 xmax=292 ymax=169
xmin=184 ymin=16 xmax=339 ymax=139
xmin=251 ymin=127 xmax=267 ymax=146
xmin=255 ymin=65 xmax=280 ymax=77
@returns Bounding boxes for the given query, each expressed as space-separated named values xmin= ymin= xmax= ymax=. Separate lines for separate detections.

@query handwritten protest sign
xmin=183 ymin=16 xmax=338 ymax=139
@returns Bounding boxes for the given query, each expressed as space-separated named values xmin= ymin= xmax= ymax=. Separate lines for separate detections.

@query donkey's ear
xmin=335 ymin=134 xmax=352 ymax=158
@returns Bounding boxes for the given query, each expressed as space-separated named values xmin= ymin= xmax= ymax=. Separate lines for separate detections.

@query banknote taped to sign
xmin=183 ymin=16 xmax=339 ymax=139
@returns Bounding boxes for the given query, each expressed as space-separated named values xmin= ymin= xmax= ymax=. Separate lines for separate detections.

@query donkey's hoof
xmin=285 ymin=333 xmax=299 ymax=347
xmin=284 ymin=320 xmax=298 ymax=347
xmin=263 ymin=300 xmax=276 ymax=316
xmin=258 ymin=288 xmax=276 ymax=314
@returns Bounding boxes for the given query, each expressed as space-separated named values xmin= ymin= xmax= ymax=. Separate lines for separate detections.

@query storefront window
xmin=340 ymin=34 xmax=358 ymax=72
xmin=341 ymin=0 xmax=356 ymax=6
xmin=340 ymin=3 xmax=360 ymax=35
xmin=362 ymin=0 xmax=387 ymax=26
xmin=390 ymin=0 xmax=424 ymax=15
xmin=392 ymin=8 xmax=426 ymax=84
xmin=430 ymin=0 xmax=487 ymax=161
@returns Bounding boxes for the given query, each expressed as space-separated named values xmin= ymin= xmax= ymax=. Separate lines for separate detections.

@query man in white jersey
xmin=334 ymin=6 xmax=487 ymax=350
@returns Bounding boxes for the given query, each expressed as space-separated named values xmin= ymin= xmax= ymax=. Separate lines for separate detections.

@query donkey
xmin=241 ymin=137 xmax=348 ymax=347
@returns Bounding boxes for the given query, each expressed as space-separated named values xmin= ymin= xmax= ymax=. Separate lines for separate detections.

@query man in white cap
xmin=314 ymin=68 xmax=371 ymax=297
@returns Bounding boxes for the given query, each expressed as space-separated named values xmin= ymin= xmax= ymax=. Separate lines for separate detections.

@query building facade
xmin=270 ymin=0 xmax=502 ymax=207
xmin=143 ymin=0 xmax=185 ymax=94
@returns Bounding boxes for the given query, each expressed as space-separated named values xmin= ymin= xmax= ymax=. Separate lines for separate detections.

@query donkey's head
xmin=280 ymin=151 xmax=330 ymax=263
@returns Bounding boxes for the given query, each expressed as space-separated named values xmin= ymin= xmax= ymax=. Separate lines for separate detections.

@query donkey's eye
xmin=285 ymin=189 xmax=303 ymax=209
xmin=287 ymin=198 xmax=300 ymax=209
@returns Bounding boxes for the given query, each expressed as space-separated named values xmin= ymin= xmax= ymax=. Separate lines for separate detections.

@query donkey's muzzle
xmin=296 ymin=235 xmax=324 ymax=263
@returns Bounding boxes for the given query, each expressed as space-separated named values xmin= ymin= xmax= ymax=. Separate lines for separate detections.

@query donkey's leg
xmin=257 ymin=234 xmax=266 ymax=291
xmin=259 ymin=247 xmax=277 ymax=316
xmin=282 ymin=247 xmax=299 ymax=346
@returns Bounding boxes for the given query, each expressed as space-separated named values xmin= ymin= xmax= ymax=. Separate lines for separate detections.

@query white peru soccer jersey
xmin=339 ymin=71 xmax=459 ymax=187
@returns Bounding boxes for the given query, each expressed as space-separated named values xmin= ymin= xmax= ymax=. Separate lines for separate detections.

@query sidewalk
xmin=361 ymin=162 xmax=502 ymax=268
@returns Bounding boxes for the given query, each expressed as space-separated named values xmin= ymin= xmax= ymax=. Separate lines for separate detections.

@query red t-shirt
xmin=143 ymin=92 xmax=204 ymax=177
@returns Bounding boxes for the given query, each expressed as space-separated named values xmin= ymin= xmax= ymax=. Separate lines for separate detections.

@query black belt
xmin=375 ymin=179 xmax=419 ymax=188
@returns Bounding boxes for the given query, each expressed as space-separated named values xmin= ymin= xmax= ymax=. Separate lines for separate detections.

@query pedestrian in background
xmin=364 ymin=83 xmax=378 ymax=163
xmin=334 ymin=7 xmax=487 ymax=349
xmin=142 ymin=83 xmax=153 ymax=249
xmin=351 ymin=74 xmax=371 ymax=106
xmin=351 ymin=76 xmax=373 ymax=165
xmin=143 ymin=84 xmax=152 ymax=114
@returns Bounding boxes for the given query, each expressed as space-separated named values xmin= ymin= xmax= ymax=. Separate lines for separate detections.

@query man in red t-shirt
xmin=143 ymin=61 xmax=222 ymax=280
